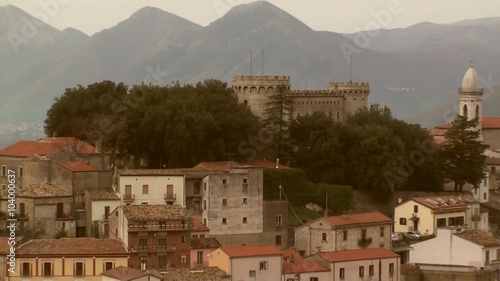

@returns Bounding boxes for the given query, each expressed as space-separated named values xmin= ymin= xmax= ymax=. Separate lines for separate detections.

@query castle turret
xmin=459 ymin=64 xmax=483 ymax=139
xmin=232 ymin=75 xmax=291 ymax=119
xmin=329 ymin=81 xmax=370 ymax=117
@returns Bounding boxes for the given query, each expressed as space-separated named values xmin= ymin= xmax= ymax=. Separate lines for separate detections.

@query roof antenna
xmin=470 ymin=60 xmax=474 ymax=68
xmin=250 ymin=51 xmax=253 ymax=76
xmin=349 ymin=54 xmax=353 ymax=82
xmin=262 ymin=48 xmax=264 ymax=75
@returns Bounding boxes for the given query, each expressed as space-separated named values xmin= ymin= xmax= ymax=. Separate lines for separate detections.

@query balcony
xmin=192 ymin=261 xmax=209 ymax=268
xmin=131 ymin=245 xmax=176 ymax=253
xmin=358 ymin=237 xmax=372 ymax=247
xmin=164 ymin=193 xmax=177 ymax=203
xmin=123 ymin=194 xmax=135 ymax=203
xmin=128 ymin=223 xmax=193 ymax=232
xmin=74 ymin=201 xmax=85 ymax=210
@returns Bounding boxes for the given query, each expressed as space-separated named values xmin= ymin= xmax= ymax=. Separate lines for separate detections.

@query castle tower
xmin=459 ymin=63 xmax=483 ymax=139
xmin=328 ymin=81 xmax=370 ymax=117
xmin=232 ymin=75 xmax=291 ymax=119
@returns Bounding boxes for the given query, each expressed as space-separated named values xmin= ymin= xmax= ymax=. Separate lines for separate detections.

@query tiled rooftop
xmin=17 ymin=238 xmax=128 ymax=255
xmin=411 ymin=195 xmax=467 ymax=210
xmin=1 ymin=183 xmax=70 ymax=198
xmin=102 ymin=266 xmax=162 ymax=281
xmin=118 ymin=169 xmax=185 ymax=176
xmin=86 ymin=188 xmax=119 ymax=200
xmin=486 ymin=157 xmax=500 ymax=165
xmin=160 ymin=267 xmax=229 ymax=281
xmin=318 ymin=248 xmax=400 ymax=262
xmin=281 ymin=249 xmax=329 ymax=274
xmin=0 ymin=137 xmax=98 ymax=157
xmin=191 ymin=238 xmax=221 ymax=249
xmin=192 ymin=218 xmax=209 ymax=232
xmin=455 ymin=230 xmax=500 ymax=247
xmin=435 ymin=118 xmax=500 ymax=130
xmin=220 ymin=245 xmax=282 ymax=258
xmin=123 ymin=204 xmax=187 ymax=220
xmin=57 ymin=161 xmax=97 ymax=172
xmin=322 ymin=212 xmax=392 ymax=227
xmin=0 ymin=237 xmax=22 ymax=253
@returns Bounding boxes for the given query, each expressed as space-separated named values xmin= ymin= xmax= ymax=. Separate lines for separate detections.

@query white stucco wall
xmin=118 ymin=175 xmax=185 ymax=206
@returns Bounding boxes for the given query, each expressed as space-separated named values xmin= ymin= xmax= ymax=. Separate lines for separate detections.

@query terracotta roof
xmin=118 ymin=169 xmax=185 ymax=176
xmin=0 ymin=137 xmax=97 ymax=157
xmin=1 ymin=183 xmax=70 ymax=198
xmin=430 ymin=129 xmax=447 ymax=137
xmin=411 ymin=196 xmax=467 ymax=210
xmin=17 ymin=238 xmax=128 ymax=255
xmin=434 ymin=139 xmax=448 ymax=146
xmin=435 ymin=118 xmax=500 ymax=130
xmin=318 ymin=248 xmax=399 ymax=262
xmin=281 ymin=249 xmax=329 ymax=274
xmin=191 ymin=238 xmax=221 ymax=249
xmin=192 ymin=218 xmax=209 ymax=232
xmin=0 ymin=237 xmax=23 ymax=253
xmin=220 ymin=245 xmax=282 ymax=258
xmin=322 ymin=212 xmax=392 ymax=227
xmin=123 ymin=204 xmax=187 ymax=220
xmin=486 ymin=157 xmax=500 ymax=165
xmin=57 ymin=161 xmax=97 ymax=172
xmin=102 ymin=266 xmax=162 ymax=281
xmin=160 ymin=267 xmax=229 ymax=281
xmin=240 ymin=160 xmax=291 ymax=169
xmin=86 ymin=188 xmax=119 ymax=200
xmin=455 ymin=230 xmax=500 ymax=247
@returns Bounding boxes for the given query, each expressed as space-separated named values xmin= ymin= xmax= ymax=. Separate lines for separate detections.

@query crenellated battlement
xmin=233 ymin=75 xmax=291 ymax=82
xmin=328 ymin=81 xmax=370 ymax=91
xmin=289 ymin=90 xmax=339 ymax=96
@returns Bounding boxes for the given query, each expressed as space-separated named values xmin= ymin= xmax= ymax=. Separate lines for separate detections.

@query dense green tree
xmin=263 ymin=85 xmax=294 ymax=162
xmin=440 ymin=115 xmax=489 ymax=191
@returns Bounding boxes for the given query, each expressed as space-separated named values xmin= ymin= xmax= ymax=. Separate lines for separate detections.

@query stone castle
xmin=232 ymin=75 xmax=370 ymax=121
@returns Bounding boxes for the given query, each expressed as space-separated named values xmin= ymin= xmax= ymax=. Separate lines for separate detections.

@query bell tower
xmin=459 ymin=62 xmax=483 ymax=140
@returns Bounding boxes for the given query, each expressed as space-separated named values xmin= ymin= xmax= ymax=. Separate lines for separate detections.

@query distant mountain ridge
xmin=1 ymin=2 xmax=500 ymax=128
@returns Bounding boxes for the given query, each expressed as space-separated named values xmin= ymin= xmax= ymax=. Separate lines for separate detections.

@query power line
xmin=280 ymin=185 xmax=307 ymax=227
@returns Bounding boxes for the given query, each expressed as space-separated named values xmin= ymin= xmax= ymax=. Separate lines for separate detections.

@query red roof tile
xmin=486 ymin=157 xmax=500 ymax=165
xmin=0 ymin=237 xmax=22 ymax=253
xmin=102 ymin=266 xmax=163 ymax=280
xmin=220 ymin=245 xmax=282 ymax=258
xmin=435 ymin=118 xmax=500 ymax=130
xmin=281 ymin=249 xmax=329 ymax=274
xmin=430 ymin=129 xmax=447 ymax=136
xmin=318 ymin=248 xmax=399 ymax=263
xmin=17 ymin=238 xmax=128 ymax=255
xmin=434 ymin=139 xmax=448 ymax=146
xmin=57 ymin=161 xmax=97 ymax=172
xmin=0 ymin=137 xmax=98 ymax=157
xmin=322 ymin=212 xmax=392 ymax=227
xmin=192 ymin=218 xmax=209 ymax=232
xmin=411 ymin=195 xmax=467 ymax=210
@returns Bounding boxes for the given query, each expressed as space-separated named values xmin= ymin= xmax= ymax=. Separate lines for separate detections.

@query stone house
xmin=101 ymin=266 xmax=162 ymax=281
xmin=0 ymin=236 xmax=22 ymax=281
xmin=190 ymin=237 xmax=221 ymax=268
xmin=294 ymin=212 xmax=393 ymax=256
xmin=84 ymin=188 xmax=120 ymax=238
xmin=6 ymin=238 xmax=128 ymax=280
xmin=281 ymin=248 xmax=330 ymax=281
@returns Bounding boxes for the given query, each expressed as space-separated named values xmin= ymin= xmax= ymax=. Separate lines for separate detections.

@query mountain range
xmin=1 ymin=2 xmax=500 ymax=128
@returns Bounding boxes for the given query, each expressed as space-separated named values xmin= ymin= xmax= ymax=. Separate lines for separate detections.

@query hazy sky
xmin=1 ymin=0 xmax=500 ymax=35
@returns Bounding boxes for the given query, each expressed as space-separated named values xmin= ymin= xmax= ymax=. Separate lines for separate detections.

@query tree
xmin=440 ymin=115 xmax=489 ymax=191
xmin=263 ymin=85 xmax=294 ymax=162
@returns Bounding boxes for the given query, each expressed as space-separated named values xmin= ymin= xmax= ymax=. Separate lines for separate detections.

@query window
xmin=322 ymin=232 xmax=327 ymax=241
xmin=222 ymin=199 xmax=227 ymax=206
xmin=259 ymin=261 xmax=268 ymax=270
xmin=204 ymin=182 xmax=207 ymax=191
xmin=158 ymin=238 xmax=166 ymax=246
xmin=142 ymin=185 xmax=149 ymax=194
xmin=19 ymin=203 xmax=25 ymax=217
xmin=243 ymin=198 xmax=248 ymax=204
xmin=194 ymin=182 xmax=200 ymax=194
xmin=203 ymin=200 xmax=207 ymax=210
xmin=56 ymin=203 xmax=64 ymax=218
xmin=276 ymin=215 xmax=282 ymax=227
xmin=181 ymin=255 xmax=187 ymax=264
xmin=43 ymin=262 xmax=53 ymax=277
xmin=310 ymin=278 xmax=319 ymax=281
xmin=400 ymin=218 xmax=407 ymax=225
xmin=104 ymin=206 xmax=110 ymax=219
xmin=485 ymin=178 xmax=488 ymax=187
xmin=359 ymin=266 xmax=364 ymax=277
xmin=222 ymin=179 xmax=227 ymax=185
xmin=361 ymin=229 xmax=367 ymax=240
xmin=389 ymin=263 xmax=394 ymax=275
xmin=222 ymin=218 xmax=227 ymax=224
xmin=243 ymin=100 xmax=248 ymax=105
xmin=369 ymin=264 xmax=374 ymax=276
xmin=139 ymin=237 xmax=147 ymax=246
xmin=339 ymin=268 xmax=345 ymax=279
xmin=343 ymin=230 xmax=347 ymax=241
xmin=158 ymin=256 xmax=167 ymax=268
xmin=243 ymin=217 xmax=248 ymax=223
xmin=437 ymin=218 xmax=446 ymax=227
xmin=181 ymin=235 xmax=187 ymax=244
xmin=492 ymin=167 xmax=496 ymax=173
xmin=414 ymin=205 xmax=418 ymax=213
xmin=242 ymin=179 xmax=248 ymax=192
xmin=159 ymin=221 xmax=166 ymax=229
xmin=484 ymin=192 xmax=487 ymax=200
xmin=200 ymin=234 xmax=205 ymax=238
xmin=299 ymin=250 xmax=305 ymax=257
xmin=21 ymin=262 xmax=31 ymax=276
xmin=19 ymin=166 xmax=23 ymax=178
xmin=380 ymin=227 xmax=385 ymax=237
xmin=1 ymin=165 xmax=6 ymax=176
xmin=276 ymin=235 xmax=282 ymax=245
xmin=74 ymin=262 xmax=84 ymax=276
xmin=455 ymin=216 xmax=465 ymax=226
xmin=249 ymin=270 xmax=256 ymax=277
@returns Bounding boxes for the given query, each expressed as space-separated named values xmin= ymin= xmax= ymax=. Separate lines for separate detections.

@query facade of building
xmin=190 ymin=237 xmax=221 ymax=268
xmin=115 ymin=170 xmax=185 ymax=206
xmin=85 ymin=188 xmax=120 ymax=238
xmin=281 ymin=249 xmax=330 ymax=281
xmin=7 ymin=238 xmax=128 ymax=281
xmin=305 ymin=248 xmax=401 ymax=281
xmin=108 ymin=204 xmax=193 ymax=269
xmin=410 ymin=228 xmax=500 ymax=268
xmin=101 ymin=266 xmax=162 ymax=281
xmin=208 ymin=245 xmax=282 ymax=281
xmin=294 ymin=212 xmax=393 ymax=256
xmin=232 ymin=75 xmax=369 ymax=121
xmin=394 ymin=196 xmax=473 ymax=235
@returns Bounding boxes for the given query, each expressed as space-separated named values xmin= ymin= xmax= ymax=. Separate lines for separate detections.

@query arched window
xmin=476 ymin=104 xmax=480 ymax=118
xmin=463 ymin=104 xmax=468 ymax=118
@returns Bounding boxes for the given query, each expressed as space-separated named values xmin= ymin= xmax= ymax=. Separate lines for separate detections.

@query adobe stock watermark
xmin=340 ymin=0 xmax=410 ymax=63
xmin=383 ymin=138 xmax=435 ymax=193
xmin=237 ymin=123 xmax=276 ymax=162
xmin=8 ymin=0 xmax=71 ymax=53
xmin=143 ymin=64 xmax=170 ymax=85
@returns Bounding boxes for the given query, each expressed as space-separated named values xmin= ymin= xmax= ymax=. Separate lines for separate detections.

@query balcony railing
xmin=74 ymin=202 xmax=85 ymax=210
xmin=164 ymin=193 xmax=177 ymax=203
xmin=192 ymin=261 xmax=209 ymax=268
xmin=128 ymin=223 xmax=193 ymax=232
xmin=358 ymin=237 xmax=372 ymax=247
xmin=131 ymin=245 xmax=176 ymax=252
xmin=123 ymin=194 xmax=135 ymax=202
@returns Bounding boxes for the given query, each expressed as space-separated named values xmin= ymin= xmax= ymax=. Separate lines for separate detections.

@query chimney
xmin=398 ymin=198 xmax=402 ymax=204
xmin=276 ymin=158 xmax=280 ymax=168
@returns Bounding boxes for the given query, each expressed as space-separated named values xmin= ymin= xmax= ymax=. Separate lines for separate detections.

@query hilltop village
xmin=0 ymin=66 xmax=500 ymax=281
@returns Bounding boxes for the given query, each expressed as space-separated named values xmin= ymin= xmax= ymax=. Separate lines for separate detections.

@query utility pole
xmin=279 ymin=185 xmax=282 ymax=200
xmin=250 ymin=51 xmax=253 ymax=76
xmin=324 ymin=191 xmax=328 ymax=217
